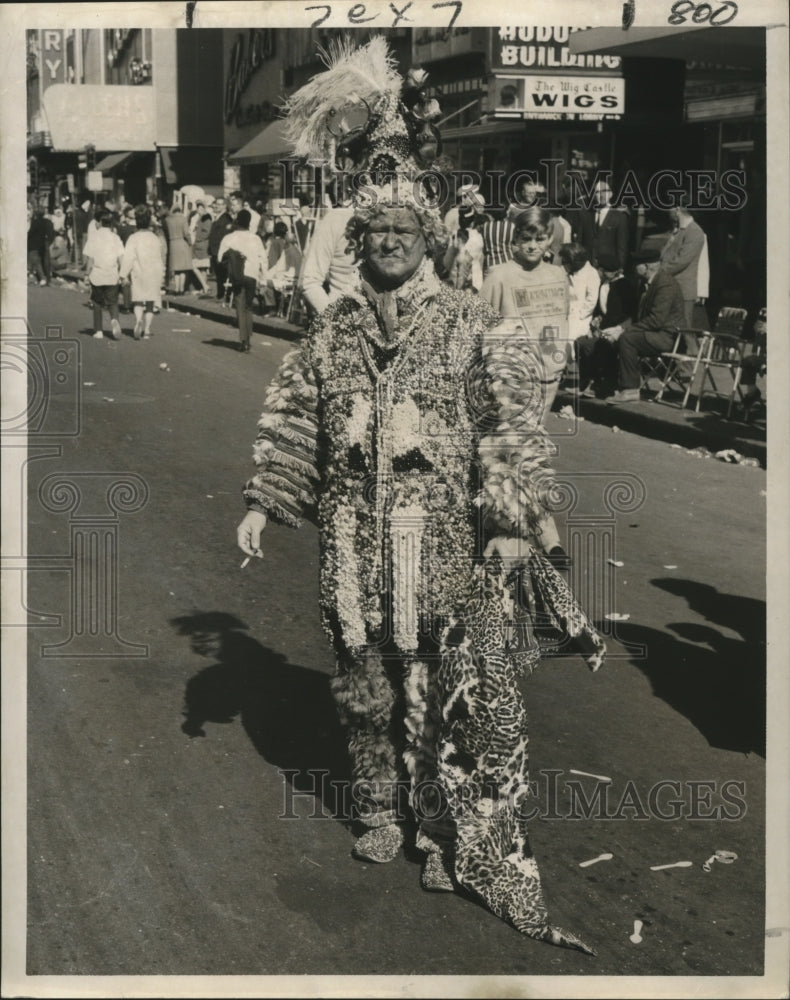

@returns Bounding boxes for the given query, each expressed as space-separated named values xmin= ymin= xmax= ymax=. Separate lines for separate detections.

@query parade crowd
xmin=28 ymin=164 xmax=764 ymax=409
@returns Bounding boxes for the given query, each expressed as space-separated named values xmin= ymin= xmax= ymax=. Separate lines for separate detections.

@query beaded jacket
xmin=243 ymin=259 xmax=555 ymax=653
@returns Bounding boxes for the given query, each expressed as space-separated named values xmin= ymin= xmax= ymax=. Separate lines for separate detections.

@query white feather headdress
xmin=282 ymin=35 xmax=403 ymax=165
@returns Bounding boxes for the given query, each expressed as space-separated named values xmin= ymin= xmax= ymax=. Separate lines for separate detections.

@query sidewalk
xmin=54 ymin=268 xmax=767 ymax=466
xmin=554 ymin=383 xmax=766 ymax=466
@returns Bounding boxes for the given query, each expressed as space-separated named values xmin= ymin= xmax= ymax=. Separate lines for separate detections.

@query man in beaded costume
xmin=236 ymin=37 xmax=604 ymax=955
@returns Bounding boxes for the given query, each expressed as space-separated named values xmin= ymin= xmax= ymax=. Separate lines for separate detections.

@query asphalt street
xmin=19 ymin=284 xmax=768 ymax=981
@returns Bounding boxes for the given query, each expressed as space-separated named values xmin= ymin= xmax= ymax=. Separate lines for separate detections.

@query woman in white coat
xmin=119 ymin=204 xmax=166 ymax=340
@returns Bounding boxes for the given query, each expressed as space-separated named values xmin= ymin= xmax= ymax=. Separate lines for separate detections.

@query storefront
xmin=222 ymin=28 xmax=413 ymax=203
xmin=486 ymin=26 xmax=624 ymax=182
xmin=221 ymin=29 xmax=342 ymax=202
xmin=569 ymin=25 xmax=766 ymax=318
xmin=411 ymin=26 xmax=626 ymax=205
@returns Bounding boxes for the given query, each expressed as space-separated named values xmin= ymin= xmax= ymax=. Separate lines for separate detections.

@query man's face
xmin=513 ymin=227 xmax=552 ymax=269
xmin=636 ymin=260 xmax=659 ymax=280
xmin=364 ymin=208 xmax=426 ymax=288
xmin=518 ymin=182 xmax=545 ymax=207
xmin=594 ymin=184 xmax=612 ymax=208
xmin=229 ymin=197 xmax=242 ymax=217
xmin=214 ymin=200 xmax=226 ymax=216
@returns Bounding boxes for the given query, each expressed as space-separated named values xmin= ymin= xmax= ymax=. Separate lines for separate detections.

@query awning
xmin=41 ymin=84 xmax=156 ymax=152
xmin=568 ymin=26 xmax=765 ymax=71
xmin=442 ymin=120 xmax=525 ymax=141
xmin=228 ymin=119 xmax=292 ymax=165
xmin=157 ymin=147 xmax=223 ymax=187
xmin=95 ymin=152 xmax=135 ymax=173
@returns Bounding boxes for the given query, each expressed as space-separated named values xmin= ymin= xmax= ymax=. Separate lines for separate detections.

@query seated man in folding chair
xmin=600 ymin=246 xmax=686 ymax=404
xmin=573 ymin=252 xmax=637 ymax=398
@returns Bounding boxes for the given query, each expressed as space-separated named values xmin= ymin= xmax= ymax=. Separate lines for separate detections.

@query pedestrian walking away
xmin=82 ymin=208 xmax=125 ymax=339
xmin=119 ymin=204 xmax=166 ymax=340
xmin=217 ymin=210 xmax=265 ymax=351
xmin=237 ymin=36 xmax=605 ymax=955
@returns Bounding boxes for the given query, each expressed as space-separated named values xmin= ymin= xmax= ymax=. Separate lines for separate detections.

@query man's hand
xmin=602 ymin=325 xmax=623 ymax=342
xmin=237 ymin=509 xmax=267 ymax=558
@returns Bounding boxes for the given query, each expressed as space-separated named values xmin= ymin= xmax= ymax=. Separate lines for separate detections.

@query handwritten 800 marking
xmin=668 ymin=0 xmax=739 ymax=25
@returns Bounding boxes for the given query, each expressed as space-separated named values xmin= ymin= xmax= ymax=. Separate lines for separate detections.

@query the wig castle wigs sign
xmin=493 ymin=27 xmax=625 ymax=121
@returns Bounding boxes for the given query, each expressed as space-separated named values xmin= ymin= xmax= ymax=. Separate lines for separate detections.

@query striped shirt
xmin=481 ymin=219 xmax=515 ymax=273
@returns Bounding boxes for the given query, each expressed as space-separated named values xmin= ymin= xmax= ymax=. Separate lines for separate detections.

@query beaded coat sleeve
xmin=242 ymin=340 xmax=320 ymax=527
xmin=472 ymin=309 xmax=555 ymax=539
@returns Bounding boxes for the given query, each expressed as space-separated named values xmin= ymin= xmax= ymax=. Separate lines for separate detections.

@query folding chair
xmin=654 ymin=328 xmax=709 ymax=408
xmin=712 ymin=306 xmax=747 ymax=337
xmin=695 ymin=307 xmax=750 ymax=416
xmin=286 ymin=282 xmax=309 ymax=327
xmin=695 ymin=333 xmax=754 ymax=416
xmin=638 ymin=354 xmax=668 ymax=393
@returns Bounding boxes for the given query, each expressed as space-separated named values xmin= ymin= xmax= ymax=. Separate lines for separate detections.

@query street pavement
xmin=18 ymin=283 xmax=769 ymax=982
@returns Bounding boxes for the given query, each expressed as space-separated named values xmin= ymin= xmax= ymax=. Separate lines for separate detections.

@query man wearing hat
xmin=600 ymin=245 xmax=686 ymax=403
xmin=234 ymin=35 xmax=603 ymax=955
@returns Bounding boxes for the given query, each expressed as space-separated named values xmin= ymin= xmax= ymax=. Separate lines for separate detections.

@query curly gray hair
xmin=344 ymin=197 xmax=448 ymax=261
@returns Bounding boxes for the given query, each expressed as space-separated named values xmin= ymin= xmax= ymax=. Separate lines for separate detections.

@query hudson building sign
xmin=492 ymin=27 xmax=625 ymax=121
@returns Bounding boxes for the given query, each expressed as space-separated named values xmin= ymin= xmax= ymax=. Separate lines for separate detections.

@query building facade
xmin=26 ymin=28 xmax=225 ymax=210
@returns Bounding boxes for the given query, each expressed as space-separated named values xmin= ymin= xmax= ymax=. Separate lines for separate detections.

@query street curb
xmin=56 ymin=268 xmax=305 ymax=343
xmin=554 ymin=390 xmax=766 ymax=467
xmin=160 ymin=293 xmax=305 ymax=343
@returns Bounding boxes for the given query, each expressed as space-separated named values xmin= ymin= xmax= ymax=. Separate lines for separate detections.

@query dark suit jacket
xmin=208 ymin=212 xmax=234 ymax=257
xmin=593 ymin=208 xmax=629 ymax=270
xmin=567 ymin=206 xmax=593 ymax=259
xmin=631 ymin=270 xmax=686 ymax=334
xmin=593 ymin=276 xmax=638 ymax=328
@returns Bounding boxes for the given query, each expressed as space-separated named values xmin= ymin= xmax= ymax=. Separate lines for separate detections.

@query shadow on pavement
xmin=173 ymin=611 xmax=350 ymax=816
xmin=202 ymin=337 xmax=242 ymax=351
xmin=651 ymin=577 xmax=765 ymax=645
xmin=609 ymin=578 xmax=766 ymax=757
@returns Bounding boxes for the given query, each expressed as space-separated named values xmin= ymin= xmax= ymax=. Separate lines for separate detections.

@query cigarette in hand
xmin=240 ymin=550 xmax=260 ymax=569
